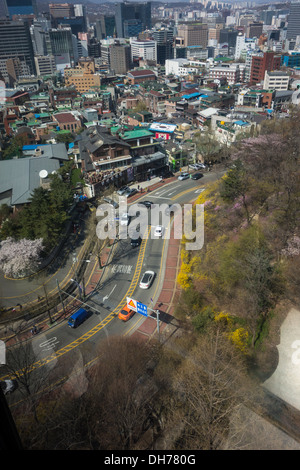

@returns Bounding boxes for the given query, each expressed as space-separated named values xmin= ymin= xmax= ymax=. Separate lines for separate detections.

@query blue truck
xmin=68 ymin=308 xmax=89 ymax=328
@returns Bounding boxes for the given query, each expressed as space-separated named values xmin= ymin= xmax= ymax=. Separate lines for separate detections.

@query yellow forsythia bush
xmin=177 ymin=262 xmax=192 ymax=289
xmin=228 ymin=327 xmax=249 ymax=354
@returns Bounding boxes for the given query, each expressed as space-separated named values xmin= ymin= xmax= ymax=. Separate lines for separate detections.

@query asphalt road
xmin=0 ymin=170 xmax=223 ymax=399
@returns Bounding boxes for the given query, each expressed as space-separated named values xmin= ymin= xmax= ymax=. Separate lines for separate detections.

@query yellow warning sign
xmin=127 ymin=297 xmax=137 ymax=311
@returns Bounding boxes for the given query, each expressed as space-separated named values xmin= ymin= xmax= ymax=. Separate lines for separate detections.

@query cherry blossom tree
xmin=0 ymin=237 xmax=44 ymax=278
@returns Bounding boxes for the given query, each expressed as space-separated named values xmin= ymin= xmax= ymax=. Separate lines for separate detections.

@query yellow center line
xmin=0 ymin=226 xmax=151 ymax=380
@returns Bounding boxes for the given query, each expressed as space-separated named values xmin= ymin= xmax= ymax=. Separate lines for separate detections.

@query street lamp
xmin=71 ymin=278 xmax=83 ymax=299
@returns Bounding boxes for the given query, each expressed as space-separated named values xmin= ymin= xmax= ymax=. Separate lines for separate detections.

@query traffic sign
xmin=126 ymin=297 xmax=148 ymax=316
xmin=127 ymin=297 xmax=137 ymax=311
xmin=137 ymin=301 xmax=148 ymax=317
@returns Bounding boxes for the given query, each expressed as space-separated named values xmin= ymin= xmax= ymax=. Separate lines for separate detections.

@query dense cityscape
xmin=0 ymin=0 xmax=300 ymax=453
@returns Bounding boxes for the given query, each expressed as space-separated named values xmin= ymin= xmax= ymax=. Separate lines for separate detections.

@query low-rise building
xmin=0 ymin=144 xmax=68 ymax=210
xmin=64 ymin=58 xmax=101 ymax=93
xmin=53 ymin=112 xmax=82 ymax=132
xmin=263 ymin=70 xmax=290 ymax=91
xmin=127 ymin=69 xmax=156 ymax=85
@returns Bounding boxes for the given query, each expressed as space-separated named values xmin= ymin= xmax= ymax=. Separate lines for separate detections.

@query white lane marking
xmin=39 ymin=337 xmax=59 ymax=351
xmin=111 ymin=265 xmax=133 ymax=274
xmin=103 ymin=284 xmax=117 ymax=302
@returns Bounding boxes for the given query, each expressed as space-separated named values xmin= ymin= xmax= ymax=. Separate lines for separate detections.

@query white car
xmin=120 ymin=213 xmax=130 ymax=226
xmin=196 ymin=163 xmax=206 ymax=169
xmin=189 ymin=164 xmax=199 ymax=170
xmin=154 ymin=225 xmax=164 ymax=237
xmin=139 ymin=270 xmax=155 ymax=289
xmin=178 ymin=172 xmax=190 ymax=180
xmin=117 ymin=186 xmax=129 ymax=195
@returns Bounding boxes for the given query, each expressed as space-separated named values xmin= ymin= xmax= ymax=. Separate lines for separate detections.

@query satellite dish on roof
xmin=39 ymin=169 xmax=48 ymax=179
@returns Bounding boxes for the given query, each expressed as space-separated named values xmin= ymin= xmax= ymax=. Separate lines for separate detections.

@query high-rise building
xmin=152 ymin=28 xmax=174 ymax=65
xmin=110 ymin=43 xmax=131 ymax=74
xmin=124 ymin=19 xmax=143 ymax=38
xmin=130 ymin=39 xmax=156 ymax=63
xmin=49 ymin=3 xmax=74 ymax=19
xmin=0 ymin=0 xmax=8 ymax=18
xmin=5 ymin=0 xmax=37 ymax=17
xmin=287 ymin=2 xmax=300 ymax=40
xmin=50 ymin=3 xmax=87 ymax=35
xmin=88 ymin=38 xmax=101 ymax=58
xmin=95 ymin=15 xmax=115 ymax=39
xmin=219 ymin=28 xmax=238 ymax=48
xmin=115 ymin=2 xmax=151 ymax=38
xmin=47 ymin=27 xmax=77 ymax=64
xmin=0 ymin=20 xmax=35 ymax=76
xmin=30 ymin=19 xmax=52 ymax=56
xmin=177 ymin=23 xmax=208 ymax=48
xmin=247 ymin=22 xmax=263 ymax=39
xmin=250 ymin=51 xmax=281 ymax=84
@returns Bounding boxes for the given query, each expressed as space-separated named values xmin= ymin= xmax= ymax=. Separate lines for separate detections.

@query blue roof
xmin=22 ymin=145 xmax=38 ymax=150
xmin=22 ymin=144 xmax=46 ymax=150
xmin=182 ymin=92 xmax=201 ymax=100
xmin=234 ymin=120 xmax=248 ymax=126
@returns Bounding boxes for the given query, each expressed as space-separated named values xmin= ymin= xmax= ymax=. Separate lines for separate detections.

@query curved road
xmin=0 ymin=170 xmax=222 ymax=396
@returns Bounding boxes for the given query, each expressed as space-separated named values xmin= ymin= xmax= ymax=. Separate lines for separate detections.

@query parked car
xmin=178 ymin=172 xmax=190 ymax=180
xmin=124 ymin=187 xmax=138 ymax=198
xmin=154 ymin=225 xmax=164 ymax=237
xmin=129 ymin=188 xmax=138 ymax=197
xmin=118 ymin=305 xmax=135 ymax=321
xmin=0 ymin=379 xmax=17 ymax=395
xmin=120 ymin=213 xmax=130 ymax=226
xmin=68 ymin=308 xmax=89 ymax=328
xmin=131 ymin=237 xmax=142 ymax=248
xmin=189 ymin=164 xmax=199 ymax=170
xmin=139 ymin=270 xmax=155 ymax=289
xmin=103 ymin=197 xmax=119 ymax=209
xmin=196 ymin=163 xmax=206 ymax=169
xmin=191 ymin=172 xmax=204 ymax=180
xmin=117 ymin=186 xmax=129 ymax=195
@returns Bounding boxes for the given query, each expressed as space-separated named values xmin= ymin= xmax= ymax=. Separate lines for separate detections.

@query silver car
xmin=139 ymin=271 xmax=155 ymax=289
xmin=178 ymin=172 xmax=189 ymax=180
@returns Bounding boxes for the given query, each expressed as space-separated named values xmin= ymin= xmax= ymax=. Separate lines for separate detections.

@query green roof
xmin=111 ymin=125 xmax=129 ymax=133
xmin=122 ymin=129 xmax=153 ymax=140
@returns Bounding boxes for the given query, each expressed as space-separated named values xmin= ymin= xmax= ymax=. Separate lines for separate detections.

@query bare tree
xmin=169 ymin=326 xmax=257 ymax=450
xmin=88 ymin=336 xmax=161 ymax=450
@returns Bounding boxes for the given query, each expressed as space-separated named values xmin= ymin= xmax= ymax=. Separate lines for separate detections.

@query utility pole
xmin=56 ymin=279 xmax=66 ymax=316
xmin=43 ymin=284 xmax=53 ymax=324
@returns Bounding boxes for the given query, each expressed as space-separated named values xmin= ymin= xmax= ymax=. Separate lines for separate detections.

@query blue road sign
xmin=137 ymin=301 xmax=148 ymax=317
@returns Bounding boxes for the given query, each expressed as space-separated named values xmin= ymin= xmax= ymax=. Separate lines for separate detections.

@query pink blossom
xmin=0 ymin=238 xmax=44 ymax=278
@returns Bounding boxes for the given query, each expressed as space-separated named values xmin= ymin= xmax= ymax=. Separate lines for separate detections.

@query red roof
xmin=128 ymin=70 xmax=156 ymax=77
xmin=54 ymin=112 xmax=77 ymax=123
